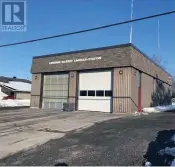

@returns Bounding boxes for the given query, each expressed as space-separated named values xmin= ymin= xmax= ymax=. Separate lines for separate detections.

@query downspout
xmin=138 ymin=71 xmax=142 ymax=112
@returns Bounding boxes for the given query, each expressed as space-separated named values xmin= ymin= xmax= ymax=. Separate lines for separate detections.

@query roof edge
xmin=13 ymin=90 xmax=31 ymax=93
xmin=33 ymin=43 xmax=132 ymax=59
xmin=130 ymin=43 xmax=171 ymax=77
xmin=0 ymin=84 xmax=16 ymax=91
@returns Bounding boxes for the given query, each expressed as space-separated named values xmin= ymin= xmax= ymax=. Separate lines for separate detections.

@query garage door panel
xmin=78 ymin=71 xmax=112 ymax=112
xmin=44 ymin=84 xmax=68 ymax=91
xmin=79 ymin=96 xmax=110 ymax=100
xmin=78 ymin=99 xmax=111 ymax=112
xmin=79 ymin=71 xmax=111 ymax=90
xmin=42 ymin=73 xmax=68 ymax=109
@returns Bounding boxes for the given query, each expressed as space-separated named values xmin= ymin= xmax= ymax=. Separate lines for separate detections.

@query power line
xmin=1 ymin=10 xmax=175 ymax=48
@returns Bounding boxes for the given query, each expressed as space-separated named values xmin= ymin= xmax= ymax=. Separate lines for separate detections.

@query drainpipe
xmin=137 ymin=71 xmax=142 ymax=112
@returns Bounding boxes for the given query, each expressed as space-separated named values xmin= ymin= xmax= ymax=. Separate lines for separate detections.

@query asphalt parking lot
xmin=0 ymin=110 xmax=174 ymax=166
xmin=0 ymin=108 xmax=126 ymax=159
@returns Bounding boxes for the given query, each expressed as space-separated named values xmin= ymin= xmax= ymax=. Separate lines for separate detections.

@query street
xmin=0 ymin=111 xmax=174 ymax=166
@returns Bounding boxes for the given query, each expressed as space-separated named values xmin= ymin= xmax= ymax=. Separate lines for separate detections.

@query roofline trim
xmin=13 ymin=90 xmax=31 ymax=93
xmin=130 ymin=43 xmax=171 ymax=76
xmin=33 ymin=43 xmax=132 ymax=59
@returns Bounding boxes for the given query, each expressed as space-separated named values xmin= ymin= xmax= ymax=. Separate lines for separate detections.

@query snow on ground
xmin=143 ymin=105 xmax=175 ymax=113
xmin=145 ymin=161 xmax=152 ymax=166
xmin=171 ymin=159 xmax=175 ymax=166
xmin=0 ymin=99 xmax=30 ymax=107
xmin=159 ymin=147 xmax=175 ymax=157
xmin=172 ymin=135 xmax=175 ymax=143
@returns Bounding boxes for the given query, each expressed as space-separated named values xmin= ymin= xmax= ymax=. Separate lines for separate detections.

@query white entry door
xmin=78 ymin=71 xmax=112 ymax=112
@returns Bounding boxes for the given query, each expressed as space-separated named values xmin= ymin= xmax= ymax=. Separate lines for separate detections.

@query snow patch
xmin=0 ymin=99 xmax=30 ymax=107
xmin=172 ymin=135 xmax=175 ymax=143
xmin=145 ymin=161 xmax=152 ymax=166
xmin=143 ymin=105 xmax=175 ymax=113
xmin=159 ymin=147 xmax=175 ymax=157
xmin=158 ymin=147 xmax=175 ymax=166
xmin=171 ymin=159 xmax=175 ymax=166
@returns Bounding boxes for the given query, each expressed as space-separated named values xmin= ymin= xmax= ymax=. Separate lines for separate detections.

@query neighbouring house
xmin=30 ymin=43 xmax=172 ymax=113
xmin=0 ymin=76 xmax=31 ymax=100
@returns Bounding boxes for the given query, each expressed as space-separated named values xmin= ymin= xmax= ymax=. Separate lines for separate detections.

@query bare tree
xmin=151 ymin=54 xmax=167 ymax=70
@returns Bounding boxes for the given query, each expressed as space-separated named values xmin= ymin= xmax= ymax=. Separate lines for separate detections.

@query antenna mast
xmin=158 ymin=19 xmax=160 ymax=48
xmin=130 ymin=0 xmax=134 ymax=43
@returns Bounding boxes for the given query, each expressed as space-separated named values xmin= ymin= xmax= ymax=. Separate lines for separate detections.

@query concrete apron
xmin=0 ymin=110 xmax=131 ymax=159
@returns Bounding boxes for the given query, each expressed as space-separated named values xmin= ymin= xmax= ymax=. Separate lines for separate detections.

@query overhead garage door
xmin=42 ymin=73 xmax=69 ymax=109
xmin=78 ymin=71 xmax=112 ymax=112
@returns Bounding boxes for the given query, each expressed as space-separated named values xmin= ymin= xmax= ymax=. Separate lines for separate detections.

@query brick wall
xmin=31 ymin=45 xmax=131 ymax=73
xmin=131 ymin=47 xmax=171 ymax=85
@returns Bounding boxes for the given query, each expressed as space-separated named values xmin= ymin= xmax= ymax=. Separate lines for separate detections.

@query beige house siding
xmin=15 ymin=92 xmax=30 ymax=99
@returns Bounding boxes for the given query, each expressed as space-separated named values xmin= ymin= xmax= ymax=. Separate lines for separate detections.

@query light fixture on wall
xmin=119 ymin=70 xmax=123 ymax=75
xmin=70 ymin=73 xmax=74 ymax=77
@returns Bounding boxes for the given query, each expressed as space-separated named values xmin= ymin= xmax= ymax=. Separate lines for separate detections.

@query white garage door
xmin=78 ymin=71 xmax=112 ymax=112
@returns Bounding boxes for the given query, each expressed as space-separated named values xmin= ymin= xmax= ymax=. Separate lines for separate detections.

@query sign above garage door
xmin=49 ymin=56 xmax=101 ymax=65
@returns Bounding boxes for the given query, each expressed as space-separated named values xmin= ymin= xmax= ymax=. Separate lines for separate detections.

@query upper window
xmin=105 ymin=90 xmax=112 ymax=97
xmin=80 ymin=90 xmax=87 ymax=96
xmin=88 ymin=90 xmax=95 ymax=96
xmin=96 ymin=90 xmax=104 ymax=97
xmin=79 ymin=90 xmax=112 ymax=97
